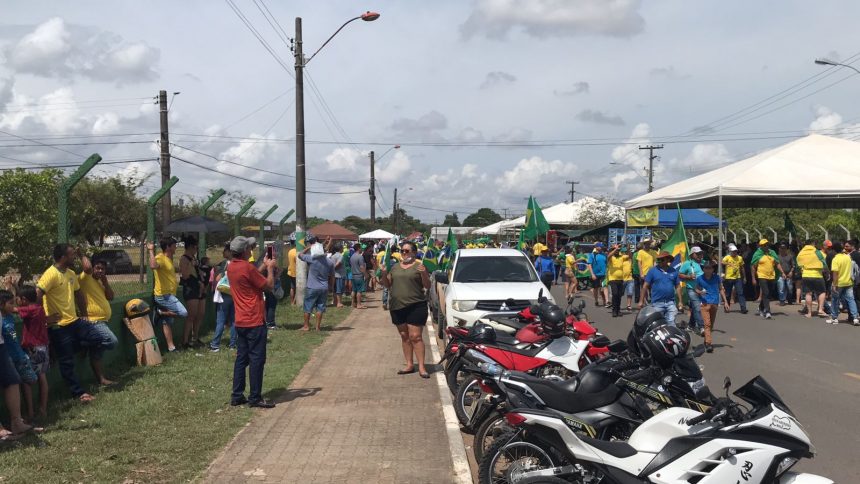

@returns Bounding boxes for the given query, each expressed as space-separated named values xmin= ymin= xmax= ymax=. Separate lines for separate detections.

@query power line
xmin=251 ymin=0 xmax=292 ymax=49
xmin=224 ymin=0 xmax=294 ymax=77
xmin=0 ymin=140 xmax=155 ymax=148
xmin=2 ymin=96 xmax=153 ymax=108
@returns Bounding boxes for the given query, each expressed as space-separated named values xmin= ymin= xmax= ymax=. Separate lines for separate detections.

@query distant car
xmin=92 ymin=249 xmax=134 ymax=274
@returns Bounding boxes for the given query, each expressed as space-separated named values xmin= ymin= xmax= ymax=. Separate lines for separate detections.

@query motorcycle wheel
xmin=445 ymin=358 xmax=467 ymax=395
xmin=455 ymin=376 xmax=484 ymax=429
xmin=478 ymin=431 xmax=554 ymax=484
xmin=517 ymin=477 xmax=570 ymax=484
xmin=474 ymin=412 xmax=514 ymax=463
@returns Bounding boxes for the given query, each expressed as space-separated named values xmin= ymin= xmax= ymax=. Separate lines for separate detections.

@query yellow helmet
xmin=125 ymin=298 xmax=151 ymax=318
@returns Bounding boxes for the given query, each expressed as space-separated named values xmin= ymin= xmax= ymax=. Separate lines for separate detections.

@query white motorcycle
xmin=481 ymin=375 xmax=831 ymax=484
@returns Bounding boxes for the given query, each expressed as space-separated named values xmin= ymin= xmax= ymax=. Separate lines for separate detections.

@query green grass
xmin=0 ymin=301 xmax=351 ymax=483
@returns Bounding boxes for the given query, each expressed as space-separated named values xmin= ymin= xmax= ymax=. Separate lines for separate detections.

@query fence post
xmin=57 ymin=154 xmax=102 ymax=243
xmin=258 ymin=204 xmax=279 ymax=260
xmin=147 ymin=176 xmax=179 ymax=287
xmin=278 ymin=209 xmax=295 ymax=266
xmin=199 ymin=188 xmax=226 ymax=260
xmin=234 ymin=199 xmax=256 ymax=237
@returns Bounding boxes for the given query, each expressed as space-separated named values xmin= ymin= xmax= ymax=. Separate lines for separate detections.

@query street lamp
xmin=293 ymin=11 xmax=380 ymax=306
xmin=814 ymin=58 xmax=860 ymax=75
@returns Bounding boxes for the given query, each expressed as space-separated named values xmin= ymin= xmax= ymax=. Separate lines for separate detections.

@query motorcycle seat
xmin=579 ymin=435 xmax=636 ymax=458
xmin=506 ymin=372 xmax=621 ymax=414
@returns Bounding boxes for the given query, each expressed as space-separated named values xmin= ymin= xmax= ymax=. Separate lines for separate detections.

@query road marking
xmin=845 ymin=372 xmax=860 ymax=382
xmin=426 ymin=317 xmax=473 ymax=484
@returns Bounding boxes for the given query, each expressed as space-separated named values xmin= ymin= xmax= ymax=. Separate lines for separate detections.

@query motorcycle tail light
xmin=505 ymin=413 xmax=527 ymax=427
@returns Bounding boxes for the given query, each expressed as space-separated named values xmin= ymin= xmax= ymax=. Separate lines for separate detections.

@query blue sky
xmin=2 ymin=0 xmax=860 ymax=224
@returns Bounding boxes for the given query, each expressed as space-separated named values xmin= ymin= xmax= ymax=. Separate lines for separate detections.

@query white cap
xmin=728 ymin=244 xmax=738 ymax=251
xmin=690 ymin=246 xmax=703 ymax=254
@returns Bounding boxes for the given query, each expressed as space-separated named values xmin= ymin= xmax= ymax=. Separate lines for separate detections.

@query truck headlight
xmin=452 ymin=300 xmax=478 ymax=312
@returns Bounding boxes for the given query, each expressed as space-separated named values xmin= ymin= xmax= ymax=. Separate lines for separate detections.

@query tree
xmin=69 ymin=173 xmax=147 ymax=245
xmin=576 ymin=197 xmax=623 ymax=227
xmin=463 ymin=208 xmax=502 ymax=227
xmin=443 ymin=212 xmax=460 ymax=227
xmin=0 ymin=169 xmax=62 ymax=280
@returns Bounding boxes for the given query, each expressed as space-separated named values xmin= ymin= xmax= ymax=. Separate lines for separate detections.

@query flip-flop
xmin=397 ymin=368 xmax=416 ymax=375
xmin=419 ymin=372 xmax=430 ymax=379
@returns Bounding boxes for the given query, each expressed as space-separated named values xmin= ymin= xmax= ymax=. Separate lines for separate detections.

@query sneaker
xmin=705 ymin=344 xmax=714 ymax=353
xmin=209 ymin=346 xmax=220 ymax=353
xmin=825 ymin=318 xmax=838 ymax=324
xmin=765 ymin=313 xmax=773 ymax=320
xmin=740 ymin=309 xmax=748 ymax=314
xmin=853 ymin=319 xmax=860 ymax=326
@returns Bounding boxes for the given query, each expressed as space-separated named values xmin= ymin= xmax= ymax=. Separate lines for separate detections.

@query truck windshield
xmin=452 ymin=256 xmax=537 ymax=283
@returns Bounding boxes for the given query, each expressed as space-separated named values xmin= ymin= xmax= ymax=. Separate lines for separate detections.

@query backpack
xmin=851 ymin=260 xmax=860 ymax=285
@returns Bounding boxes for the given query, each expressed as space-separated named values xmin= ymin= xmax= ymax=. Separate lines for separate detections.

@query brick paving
xmin=204 ymin=292 xmax=457 ymax=483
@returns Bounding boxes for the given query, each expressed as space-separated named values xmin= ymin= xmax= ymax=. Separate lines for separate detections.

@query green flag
xmin=517 ymin=228 xmax=526 ymax=250
xmin=522 ymin=196 xmax=549 ymax=241
xmin=660 ymin=205 xmax=688 ymax=269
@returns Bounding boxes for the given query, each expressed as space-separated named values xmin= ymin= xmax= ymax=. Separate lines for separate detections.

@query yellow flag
xmin=627 ymin=207 xmax=658 ymax=227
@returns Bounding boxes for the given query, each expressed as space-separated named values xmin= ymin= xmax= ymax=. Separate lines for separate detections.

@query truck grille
xmin=475 ymin=300 xmax=530 ymax=312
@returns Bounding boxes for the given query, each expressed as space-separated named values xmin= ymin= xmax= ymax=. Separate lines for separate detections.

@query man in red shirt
xmin=227 ymin=236 xmax=277 ymax=408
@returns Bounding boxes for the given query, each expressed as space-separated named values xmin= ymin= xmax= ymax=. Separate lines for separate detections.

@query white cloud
xmin=492 ymin=127 xmax=533 ymax=143
xmin=576 ymin=109 xmax=625 ymax=126
xmin=5 ymin=17 xmax=160 ymax=84
xmin=92 ymin=112 xmax=120 ymax=135
xmin=457 ymin=126 xmax=485 ymax=142
xmin=461 ymin=0 xmax=645 ymax=39
xmin=809 ymin=105 xmax=842 ymax=131
xmin=495 ymin=156 xmax=577 ymax=196
xmin=389 ymin=110 xmax=447 ymax=142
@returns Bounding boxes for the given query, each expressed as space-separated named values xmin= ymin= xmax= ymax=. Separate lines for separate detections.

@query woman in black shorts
xmin=380 ymin=241 xmax=431 ymax=378
xmin=179 ymin=235 xmax=206 ymax=348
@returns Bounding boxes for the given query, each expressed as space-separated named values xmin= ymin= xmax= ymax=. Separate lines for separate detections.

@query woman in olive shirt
xmin=380 ymin=241 xmax=431 ymax=378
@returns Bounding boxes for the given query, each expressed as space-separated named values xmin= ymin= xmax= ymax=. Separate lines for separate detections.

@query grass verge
xmin=0 ymin=301 xmax=351 ymax=483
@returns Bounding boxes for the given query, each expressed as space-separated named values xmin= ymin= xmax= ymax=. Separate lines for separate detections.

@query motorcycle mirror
xmin=538 ymin=288 xmax=547 ymax=303
xmin=723 ymin=376 xmax=732 ymax=397
xmin=579 ymin=299 xmax=586 ymax=310
xmin=591 ymin=335 xmax=611 ymax=348
xmin=607 ymin=340 xmax=628 ymax=353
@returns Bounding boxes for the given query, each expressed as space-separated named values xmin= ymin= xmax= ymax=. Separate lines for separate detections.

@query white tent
xmin=472 ymin=220 xmax=509 ymax=235
xmin=498 ymin=197 xmax=625 ymax=229
xmin=358 ymin=229 xmax=394 ymax=240
xmin=625 ymin=134 xmax=860 ymax=210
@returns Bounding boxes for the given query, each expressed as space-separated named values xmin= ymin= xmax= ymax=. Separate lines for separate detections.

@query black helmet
xmin=633 ymin=306 xmax=667 ymax=340
xmin=468 ymin=322 xmax=497 ymax=343
xmin=540 ymin=304 xmax=566 ymax=338
xmin=642 ymin=325 xmax=691 ymax=368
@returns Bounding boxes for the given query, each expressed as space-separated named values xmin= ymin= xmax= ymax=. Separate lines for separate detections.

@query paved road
xmin=550 ymin=284 xmax=859 ymax=483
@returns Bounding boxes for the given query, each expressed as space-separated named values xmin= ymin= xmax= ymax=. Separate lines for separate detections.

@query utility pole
xmin=502 ymin=208 xmax=509 ymax=220
xmin=293 ymin=17 xmax=308 ymax=308
xmin=638 ymin=144 xmax=663 ymax=193
xmin=392 ymin=188 xmax=398 ymax=234
xmin=369 ymin=150 xmax=376 ymax=222
xmin=158 ymin=90 xmax=171 ymax=225
xmin=565 ymin=180 xmax=580 ymax=202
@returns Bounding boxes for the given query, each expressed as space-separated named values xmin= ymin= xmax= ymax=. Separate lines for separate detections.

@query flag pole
xmin=718 ymin=186 xmax=723 ymax=272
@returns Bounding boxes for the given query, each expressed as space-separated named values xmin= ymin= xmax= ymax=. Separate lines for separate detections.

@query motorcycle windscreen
xmin=734 ymin=375 xmax=795 ymax=416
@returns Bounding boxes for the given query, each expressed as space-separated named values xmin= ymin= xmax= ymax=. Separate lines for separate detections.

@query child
xmin=0 ymin=289 xmax=34 ymax=440
xmin=695 ymin=261 xmax=730 ymax=353
xmin=17 ymin=285 xmax=52 ymax=423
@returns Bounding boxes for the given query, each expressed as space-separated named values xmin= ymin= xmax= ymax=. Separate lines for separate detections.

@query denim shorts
xmin=0 ymin=344 xmax=21 ymax=388
xmin=303 ymin=288 xmax=328 ymax=314
xmin=154 ymin=294 xmax=189 ymax=325
xmin=624 ymin=280 xmax=635 ymax=296
xmin=352 ymin=276 xmax=366 ymax=293
xmin=26 ymin=345 xmax=49 ymax=375
xmin=334 ymin=277 xmax=346 ymax=295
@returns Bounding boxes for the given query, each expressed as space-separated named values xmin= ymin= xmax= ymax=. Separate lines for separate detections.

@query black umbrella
xmin=164 ymin=215 xmax=229 ymax=233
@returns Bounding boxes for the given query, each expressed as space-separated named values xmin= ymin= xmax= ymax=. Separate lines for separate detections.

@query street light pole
xmin=814 ymin=58 xmax=860 ymax=75
xmin=293 ymin=12 xmax=380 ymax=307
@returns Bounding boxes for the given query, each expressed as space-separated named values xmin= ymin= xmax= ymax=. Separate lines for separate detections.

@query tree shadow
xmin=263 ymin=387 xmax=322 ymax=404
xmin=320 ymin=326 xmax=353 ymax=332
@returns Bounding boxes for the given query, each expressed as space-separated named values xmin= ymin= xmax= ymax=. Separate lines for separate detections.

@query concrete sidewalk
xmin=204 ymin=292 xmax=459 ymax=483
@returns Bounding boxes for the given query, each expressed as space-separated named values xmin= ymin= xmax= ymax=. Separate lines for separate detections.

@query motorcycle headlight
xmin=775 ymin=456 xmax=798 ymax=477
xmin=452 ymin=300 xmax=478 ymax=312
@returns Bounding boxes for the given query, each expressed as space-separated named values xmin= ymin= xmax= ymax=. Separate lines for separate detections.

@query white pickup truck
xmin=429 ymin=248 xmax=554 ymax=337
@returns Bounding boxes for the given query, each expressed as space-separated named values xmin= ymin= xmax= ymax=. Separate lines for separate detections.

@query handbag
xmin=216 ymin=274 xmax=231 ymax=295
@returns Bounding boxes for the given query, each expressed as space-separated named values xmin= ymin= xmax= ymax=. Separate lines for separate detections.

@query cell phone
xmin=266 ymin=246 xmax=274 ymax=259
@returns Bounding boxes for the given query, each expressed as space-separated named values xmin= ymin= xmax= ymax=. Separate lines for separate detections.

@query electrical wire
xmin=2 ymin=96 xmax=153 ymax=108
xmin=224 ymin=0 xmax=294 ymax=78
xmin=252 ymin=0 xmax=292 ymax=49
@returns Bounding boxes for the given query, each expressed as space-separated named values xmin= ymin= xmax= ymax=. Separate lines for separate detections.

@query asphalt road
xmin=549 ymin=283 xmax=860 ymax=483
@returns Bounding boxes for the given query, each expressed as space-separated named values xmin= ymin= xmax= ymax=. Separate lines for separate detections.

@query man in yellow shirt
xmin=564 ymin=248 xmax=577 ymax=297
xmin=532 ymin=241 xmax=547 ymax=260
xmin=148 ymin=237 xmax=187 ymax=352
xmin=37 ymin=244 xmax=94 ymax=402
xmin=721 ymin=244 xmax=747 ymax=314
xmin=606 ymin=245 xmax=628 ymax=317
xmin=79 ymin=254 xmax=119 ymax=386
xmin=827 ymin=241 xmax=859 ymax=325
xmin=622 ymin=246 xmax=635 ymax=311
xmin=796 ymin=240 xmax=827 ymax=318
xmin=636 ymin=237 xmax=658 ymax=303
xmin=287 ymin=241 xmax=297 ymax=304
xmin=750 ymin=239 xmax=785 ymax=320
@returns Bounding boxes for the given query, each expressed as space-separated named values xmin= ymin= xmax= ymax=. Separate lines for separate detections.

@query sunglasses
xmin=401 ymin=248 xmax=411 ymax=253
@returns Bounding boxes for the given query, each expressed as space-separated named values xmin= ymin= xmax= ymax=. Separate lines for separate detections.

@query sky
xmin=2 ymin=0 xmax=860 ymax=226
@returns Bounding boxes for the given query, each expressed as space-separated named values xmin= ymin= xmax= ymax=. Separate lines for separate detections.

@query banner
xmin=609 ymin=228 xmax=652 ymax=246
xmin=627 ymin=207 xmax=659 ymax=227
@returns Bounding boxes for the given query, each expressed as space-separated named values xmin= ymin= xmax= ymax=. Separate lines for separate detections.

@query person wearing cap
xmin=640 ymin=251 xmax=682 ymax=325
xmin=147 ymin=237 xmax=187 ymax=353
xmin=535 ymin=247 xmax=557 ymax=290
xmin=210 ymin=243 xmax=237 ymax=352
xmin=636 ymin=237 xmax=658 ymax=303
xmin=564 ymin=247 xmax=577 ymax=297
xmin=679 ymin=246 xmax=707 ymax=333
xmin=721 ymin=244 xmax=748 ymax=314
xmin=587 ymin=242 xmax=609 ymax=307
xmin=532 ymin=240 xmax=548 ymax=261
xmin=695 ymin=260 xmax=730 ymax=353
xmin=300 ymin=237 xmax=335 ymax=330
xmin=606 ymin=244 xmax=629 ymax=317
xmin=623 ymin=245 xmax=635 ymax=311
xmin=227 ymin=236 xmax=277 ymax=408
xmin=827 ymin=241 xmax=860 ymax=325
xmin=350 ymin=242 xmax=369 ymax=309
xmin=796 ymin=240 xmax=828 ymax=318
xmin=750 ymin=239 xmax=786 ymax=320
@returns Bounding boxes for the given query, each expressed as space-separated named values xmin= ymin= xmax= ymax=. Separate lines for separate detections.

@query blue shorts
xmin=352 ymin=276 xmax=366 ymax=294
xmin=334 ymin=277 xmax=346 ymax=295
xmin=0 ymin=344 xmax=20 ymax=388
xmin=303 ymin=288 xmax=328 ymax=314
xmin=26 ymin=345 xmax=49 ymax=375
xmin=154 ymin=294 xmax=188 ymax=326
xmin=624 ymin=280 xmax=635 ymax=297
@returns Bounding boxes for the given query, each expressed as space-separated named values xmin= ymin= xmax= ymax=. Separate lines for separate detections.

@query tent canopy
xmin=500 ymin=197 xmax=625 ymax=229
xmin=625 ymin=134 xmax=860 ymax=209
xmin=472 ymin=220 xmax=509 ymax=235
xmin=359 ymin=228 xmax=394 ymax=240
xmin=659 ymin=209 xmax=725 ymax=228
xmin=309 ymin=221 xmax=358 ymax=241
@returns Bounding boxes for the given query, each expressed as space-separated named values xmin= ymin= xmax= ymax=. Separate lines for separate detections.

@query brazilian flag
xmin=661 ymin=205 xmax=688 ymax=269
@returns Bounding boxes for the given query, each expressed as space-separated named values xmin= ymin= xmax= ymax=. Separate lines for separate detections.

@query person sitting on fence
xmin=78 ymin=254 xmax=119 ymax=386
xmin=147 ymin=237 xmax=187 ymax=353
xmin=37 ymin=244 xmax=115 ymax=403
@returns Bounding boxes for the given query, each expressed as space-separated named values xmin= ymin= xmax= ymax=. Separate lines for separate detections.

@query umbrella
xmin=164 ymin=215 xmax=229 ymax=233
